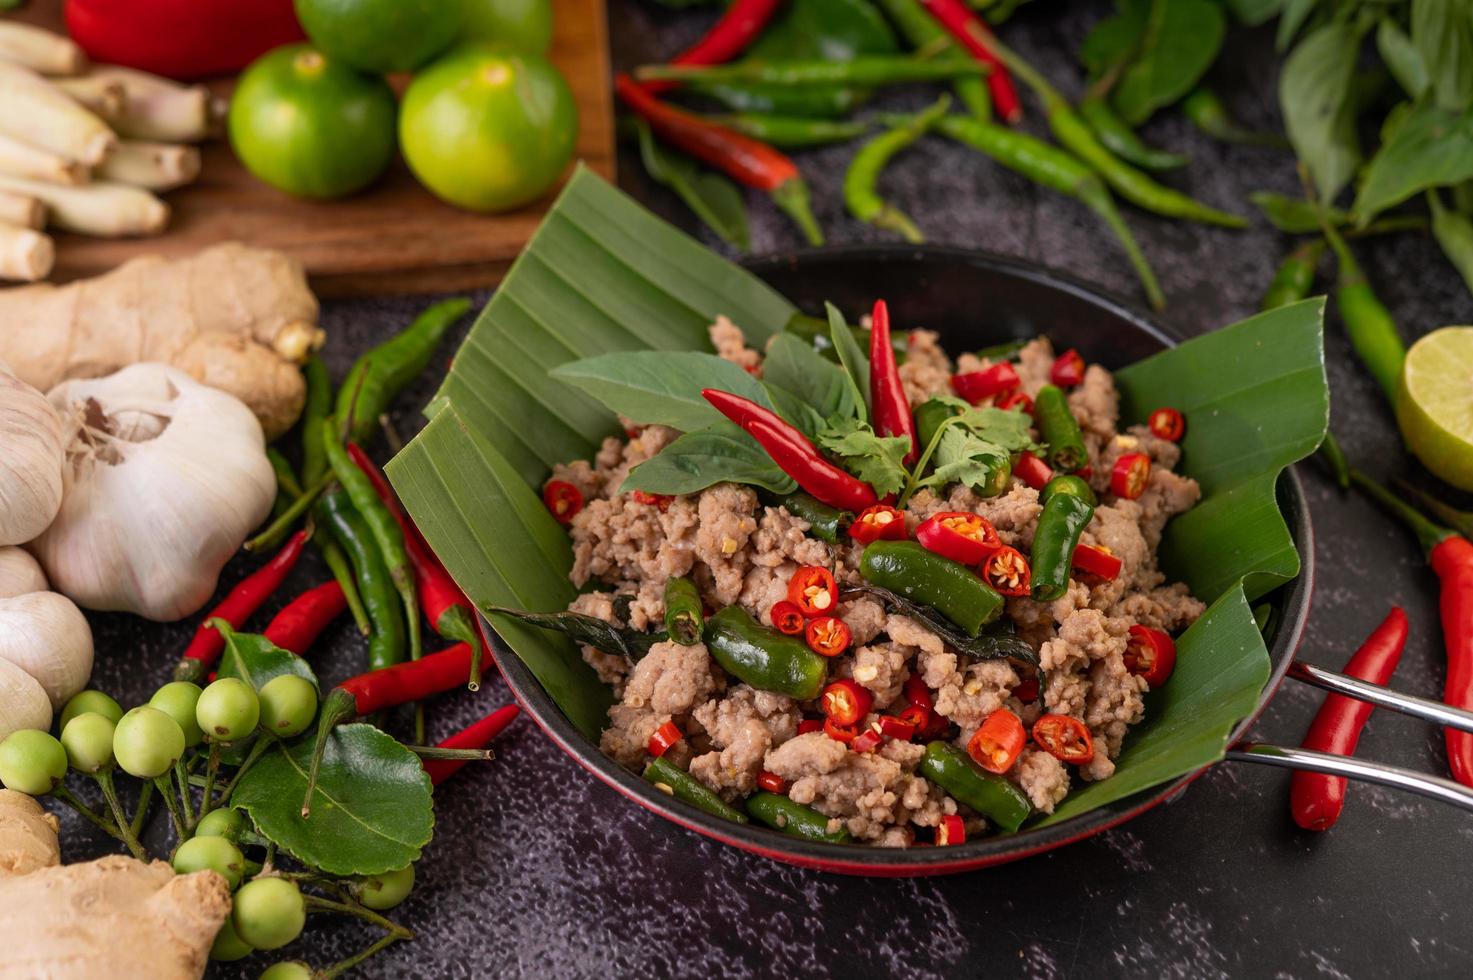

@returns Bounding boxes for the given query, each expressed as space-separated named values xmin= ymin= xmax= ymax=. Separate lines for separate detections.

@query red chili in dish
xmin=967 ymin=708 xmax=1026 ymax=773
xmin=1013 ymin=675 xmax=1039 ymax=703
xmin=897 ymin=705 xmax=930 ymax=734
xmin=1032 ymin=714 xmax=1095 ymax=764
xmin=1049 ymin=348 xmax=1086 ymax=387
xmin=820 ymin=678 xmax=873 ymax=725
xmin=631 ymin=490 xmax=673 ymax=511
xmin=996 ymin=390 xmax=1033 ymax=414
xmin=916 ymin=511 xmax=1001 ymax=565
xmin=851 ymin=723 xmax=885 ymax=753
xmin=951 ymin=363 xmax=1020 ymax=404
xmin=879 ymin=714 xmax=918 ymax=741
xmin=797 ymin=718 xmax=823 ymax=736
xmin=903 ymin=674 xmax=933 ymax=710
xmin=935 ymin=813 xmax=966 ymax=846
xmin=543 ymin=480 xmax=584 ymax=524
xmin=1110 ymin=452 xmax=1151 ymax=499
xmin=1148 ymin=406 xmax=1185 ymax=442
xmin=1072 ymin=543 xmax=1122 ymax=581
xmin=1125 ymin=625 xmax=1176 ymax=687
xmin=870 ymin=299 xmax=919 ymax=465
xmin=982 ymin=546 xmax=1031 ymax=596
xmin=805 ymin=616 xmax=852 ymax=657
xmin=850 ymin=503 xmax=907 ymax=544
xmin=1014 ymin=451 xmax=1054 ymax=490
xmin=824 ymin=716 xmax=860 ymax=743
xmin=787 ymin=566 xmax=839 ymax=617
xmin=647 ymin=720 xmax=683 ymax=758
xmin=770 ymin=600 xmax=806 ymax=636
xmin=757 ymin=769 xmax=787 ymax=794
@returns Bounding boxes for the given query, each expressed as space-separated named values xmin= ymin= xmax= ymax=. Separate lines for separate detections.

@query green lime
xmin=1397 ymin=326 xmax=1473 ymax=491
xmin=400 ymin=43 xmax=577 ymax=213
xmin=229 ymin=44 xmax=397 ymax=200
xmin=295 ymin=0 xmax=462 ymax=73
xmin=462 ymin=0 xmax=553 ymax=54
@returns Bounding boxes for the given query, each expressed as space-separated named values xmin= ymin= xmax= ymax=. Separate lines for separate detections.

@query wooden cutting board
xmin=12 ymin=0 xmax=615 ymax=296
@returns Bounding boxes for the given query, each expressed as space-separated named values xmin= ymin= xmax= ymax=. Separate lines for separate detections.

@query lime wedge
xmin=1397 ymin=326 xmax=1473 ymax=490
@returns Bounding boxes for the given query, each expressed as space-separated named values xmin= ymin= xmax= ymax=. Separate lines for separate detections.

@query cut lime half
xmin=1397 ymin=326 xmax=1473 ymax=491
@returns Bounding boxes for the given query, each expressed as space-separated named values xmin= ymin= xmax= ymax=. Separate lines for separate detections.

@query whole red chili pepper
xmin=263 ymin=581 xmax=347 ymax=656
xmin=175 ymin=530 xmax=309 ymax=683
xmin=1290 ymin=607 xmax=1408 ymax=831
xmin=615 ymin=74 xmax=824 ymax=245
xmin=919 ymin=0 xmax=1023 ymax=123
xmin=703 ymin=388 xmax=878 ymax=512
xmin=423 ymin=704 xmax=520 ymax=787
xmin=348 ymin=443 xmax=489 ymax=691
xmin=643 ymin=0 xmax=783 ymax=95
xmin=66 ymin=0 xmax=303 ymax=79
xmin=869 ymin=299 xmax=919 ymax=465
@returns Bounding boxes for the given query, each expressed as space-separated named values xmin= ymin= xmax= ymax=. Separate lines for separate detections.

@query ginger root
xmin=0 ymin=790 xmax=231 ymax=980
xmin=0 ymin=242 xmax=324 ymax=439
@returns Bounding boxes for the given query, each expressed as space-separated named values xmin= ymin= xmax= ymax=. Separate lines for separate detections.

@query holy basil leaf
xmin=1080 ymin=0 xmax=1149 ymax=79
xmin=763 ymin=382 xmax=827 ymax=437
xmin=825 ymin=301 xmax=870 ymax=423
xmin=623 ymin=421 xmax=797 ymax=496
xmin=1411 ymin=0 xmax=1473 ymax=111
xmin=1378 ymin=19 xmax=1431 ymax=100
xmin=1249 ymin=191 xmax=1349 ymax=233
xmin=634 ymin=119 xmax=750 ymax=251
xmin=736 ymin=0 xmax=898 ymax=117
xmin=1276 ymin=0 xmax=1321 ymax=52
xmin=816 ymin=415 xmax=910 ymax=496
xmin=1430 ymin=189 xmax=1473 ymax=295
xmin=232 ymin=724 xmax=433 ymax=876
xmin=1112 ymin=0 xmax=1226 ymax=125
xmin=841 ymin=584 xmax=1039 ymax=666
xmin=1279 ymin=21 xmax=1363 ymax=201
xmin=485 ymin=605 xmax=667 ymax=660
xmin=1354 ymin=101 xmax=1473 ymax=221
xmin=762 ymin=333 xmax=859 ymax=421
xmin=551 ymin=351 xmax=771 ymax=432
xmin=212 ymin=620 xmax=318 ymax=692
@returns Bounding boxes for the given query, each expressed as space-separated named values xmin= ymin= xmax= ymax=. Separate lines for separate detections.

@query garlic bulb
xmin=33 ymin=363 xmax=276 ymax=621
xmin=0 ymin=362 xmax=64 ymax=546
xmin=0 ymin=656 xmax=49 ymax=740
xmin=0 ymin=546 xmax=46 ymax=599
xmin=0 ymin=591 xmax=91 ymax=709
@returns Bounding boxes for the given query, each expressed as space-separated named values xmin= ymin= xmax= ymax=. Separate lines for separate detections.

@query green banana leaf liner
xmin=387 ymin=166 xmax=1329 ymax=829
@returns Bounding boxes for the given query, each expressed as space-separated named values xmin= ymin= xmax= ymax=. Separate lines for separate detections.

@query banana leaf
xmin=388 ymin=167 xmax=1328 ymax=827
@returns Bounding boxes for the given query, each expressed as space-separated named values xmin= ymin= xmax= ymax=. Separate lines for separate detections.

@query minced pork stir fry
xmin=528 ymin=307 xmax=1203 ymax=847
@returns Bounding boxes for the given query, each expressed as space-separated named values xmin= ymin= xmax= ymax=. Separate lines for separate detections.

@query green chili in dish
xmin=859 ymin=540 xmax=1004 ymax=636
xmin=763 ymin=491 xmax=851 ymax=544
xmin=644 ymin=757 xmax=749 ymax=824
xmin=664 ymin=577 xmax=704 ymax=646
xmin=745 ymin=791 xmax=851 ymax=843
xmin=704 ymin=606 xmax=828 ymax=700
xmin=1034 ymin=384 xmax=1087 ymax=472
xmin=914 ymin=397 xmax=963 ymax=451
xmin=1039 ymin=473 xmax=1096 ymax=507
xmin=918 ymin=741 xmax=1031 ymax=833
xmin=1030 ymin=485 xmax=1096 ymax=602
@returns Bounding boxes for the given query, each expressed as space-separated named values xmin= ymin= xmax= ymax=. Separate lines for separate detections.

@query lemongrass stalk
xmin=87 ymin=66 xmax=209 ymax=143
xmin=0 ymin=190 xmax=42 ymax=230
xmin=97 ymin=140 xmax=201 ymax=191
xmin=0 ymin=174 xmax=167 ymax=237
xmin=0 ymin=22 xmax=87 ymax=77
xmin=50 ymin=76 xmax=125 ymax=121
xmin=0 ymin=132 xmax=87 ymax=185
xmin=0 ymin=222 xmax=53 ymax=281
xmin=0 ymin=63 xmax=114 ymax=165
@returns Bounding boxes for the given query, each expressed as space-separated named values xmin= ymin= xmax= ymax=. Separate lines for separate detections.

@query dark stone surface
xmin=52 ymin=3 xmax=1473 ymax=978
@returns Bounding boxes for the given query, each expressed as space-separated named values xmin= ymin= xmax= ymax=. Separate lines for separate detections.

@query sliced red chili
xmin=983 ymin=546 xmax=1031 ymax=597
xmin=1013 ymin=675 xmax=1039 ymax=703
xmin=915 ymin=512 xmax=1001 ymax=566
xmin=631 ymin=490 xmax=673 ymax=511
xmin=936 ymin=813 xmax=966 ymax=846
xmin=919 ymin=709 xmax=951 ymax=740
xmin=823 ymin=716 xmax=860 ymax=744
xmin=757 ymin=770 xmax=787 ymax=793
xmin=1050 ymin=348 xmax=1085 ymax=387
xmin=996 ymin=390 xmax=1033 ymax=414
xmin=1148 ymin=406 xmax=1185 ymax=442
xmin=1014 ymin=451 xmax=1054 ymax=490
xmin=805 ymin=616 xmax=852 ymax=658
xmin=903 ymin=674 xmax=933 ymax=710
xmin=967 ymin=708 xmax=1026 ymax=774
xmin=770 ymin=600 xmax=806 ymax=636
xmin=1072 ymin=543 xmax=1122 ymax=581
xmin=850 ymin=503 xmax=907 ymax=544
xmin=646 ymin=720 xmax=683 ymax=758
xmin=1110 ymin=452 xmax=1151 ymax=500
xmin=820 ymin=678 xmax=873 ymax=725
xmin=797 ymin=718 xmax=823 ymax=736
xmin=897 ymin=705 xmax=930 ymax=735
xmin=851 ymin=723 xmax=885 ymax=753
xmin=542 ymin=480 xmax=584 ymax=524
xmin=1125 ymin=625 xmax=1177 ymax=687
xmin=788 ymin=566 xmax=838 ymax=617
xmin=951 ymin=363 xmax=1020 ymax=404
xmin=879 ymin=713 xmax=917 ymax=741
xmin=1032 ymin=714 xmax=1095 ymax=764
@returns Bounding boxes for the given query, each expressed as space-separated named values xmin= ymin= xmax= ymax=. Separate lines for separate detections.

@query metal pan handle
xmin=1226 ymin=743 xmax=1473 ymax=814
xmin=1286 ymin=661 xmax=1473 ymax=733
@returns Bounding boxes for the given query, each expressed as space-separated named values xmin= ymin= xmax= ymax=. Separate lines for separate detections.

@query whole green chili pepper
xmin=690 ymin=81 xmax=865 ymax=120
xmin=637 ymin=57 xmax=985 ymax=88
xmin=1181 ymin=87 xmax=1287 ymax=148
xmin=1261 ymin=238 xmax=1325 ymax=310
xmin=1034 ymin=384 xmax=1087 ymax=472
xmin=874 ymin=0 xmax=992 ymax=120
xmin=663 ymin=578 xmax=704 ymax=646
xmin=985 ymin=41 xmax=1248 ymax=229
xmin=703 ymin=606 xmax=827 ymax=700
xmin=745 ymin=791 xmax=851 ymax=843
xmin=336 ymin=298 xmax=472 ymax=444
xmin=1030 ymin=486 xmax=1095 ymax=602
xmin=932 ymin=115 xmax=1165 ymax=310
xmin=763 ymin=491 xmax=851 ymax=543
xmin=316 ymin=487 xmax=405 ymax=672
xmin=1039 ymin=472 xmax=1095 ymax=507
xmin=319 ymin=536 xmax=371 ymax=636
xmin=644 ymin=757 xmax=749 ymax=825
xmin=299 ymin=355 xmax=332 ymax=487
xmin=710 ymin=113 xmax=870 ymax=148
xmin=859 ymin=540 xmax=1004 ymax=635
xmin=266 ymin=448 xmax=302 ymax=521
xmin=1078 ymin=96 xmax=1188 ymax=172
xmin=915 ymin=398 xmax=963 ymax=450
xmin=982 ymin=458 xmax=1012 ymax=497
xmin=844 ymin=96 xmax=950 ymax=244
xmin=1323 ymin=223 xmax=1404 ymax=405
xmin=918 ymin=741 xmax=1031 ymax=833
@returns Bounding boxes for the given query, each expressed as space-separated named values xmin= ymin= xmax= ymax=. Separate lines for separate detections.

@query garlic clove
xmin=0 ymin=656 xmax=50 ymax=740
xmin=0 ymin=546 xmax=46 ymax=599
xmin=0 ymin=591 xmax=93 ymax=710
xmin=0 ymin=364 xmax=64 ymax=547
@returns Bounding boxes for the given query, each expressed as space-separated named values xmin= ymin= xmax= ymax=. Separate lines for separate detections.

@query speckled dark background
xmin=52 ymin=2 xmax=1473 ymax=978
